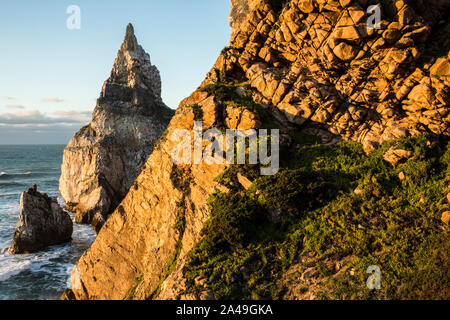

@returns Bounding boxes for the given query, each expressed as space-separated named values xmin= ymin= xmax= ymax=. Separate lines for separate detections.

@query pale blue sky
xmin=0 ymin=0 xmax=231 ymax=144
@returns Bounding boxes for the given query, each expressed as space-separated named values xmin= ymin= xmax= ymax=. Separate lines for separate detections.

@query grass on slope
xmin=183 ymin=133 xmax=450 ymax=300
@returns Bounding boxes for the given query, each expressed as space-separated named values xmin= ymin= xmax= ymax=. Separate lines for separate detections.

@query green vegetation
xmin=200 ymin=82 xmax=254 ymax=110
xmin=200 ymin=82 xmax=276 ymax=129
xmin=170 ymin=166 xmax=193 ymax=193
xmin=175 ymin=214 xmax=186 ymax=234
xmin=154 ymin=128 xmax=169 ymax=150
xmin=183 ymin=133 xmax=450 ymax=300
xmin=147 ymin=210 xmax=186 ymax=300
xmin=147 ymin=169 xmax=190 ymax=300
xmin=188 ymin=104 xmax=203 ymax=121
xmin=147 ymin=238 xmax=184 ymax=300
xmin=127 ymin=275 xmax=143 ymax=300
xmin=221 ymin=46 xmax=241 ymax=59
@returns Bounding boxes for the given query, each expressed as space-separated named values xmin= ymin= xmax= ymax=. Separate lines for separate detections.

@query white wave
xmin=0 ymin=202 xmax=20 ymax=208
xmin=57 ymin=196 xmax=67 ymax=209
xmin=66 ymin=265 xmax=76 ymax=289
xmin=0 ymin=244 xmax=75 ymax=284
xmin=0 ymin=202 xmax=20 ymax=213
xmin=0 ymin=172 xmax=6 ymax=176
xmin=0 ymin=260 xmax=32 ymax=282
xmin=0 ymin=192 xmax=21 ymax=197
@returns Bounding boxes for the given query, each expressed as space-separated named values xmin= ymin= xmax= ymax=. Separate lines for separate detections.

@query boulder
xmin=9 ymin=185 xmax=73 ymax=254
xmin=237 ymin=173 xmax=253 ymax=190
xmin=298 ymin=0 xmax=315 ymax=13
xmin=333 ymin=42 xmax=359 ymax=61
xmin=430 ymin=58 xmax=450 ymax=77
xmin=383 ymin=148 xmax=413 ymax=167
xmin=441 ymin=211 xmax=450 ymax=225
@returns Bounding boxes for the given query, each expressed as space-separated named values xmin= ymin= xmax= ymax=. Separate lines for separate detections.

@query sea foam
xmin=0 ymin=260 xmax=32 ymax=282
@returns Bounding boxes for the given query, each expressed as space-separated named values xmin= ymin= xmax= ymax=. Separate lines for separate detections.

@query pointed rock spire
xmin=125 ymin=23 xmax=135 ymax=40
xmin=101 ymin=23 xmax=162 ymax=102
xmin=123 ymin=23 xmax=137 ymax=52
xmin=60 ymin=24 xmax=174 ymax=230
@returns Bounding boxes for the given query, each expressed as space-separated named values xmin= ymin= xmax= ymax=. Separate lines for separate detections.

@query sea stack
xmin=10 ymin=185 xmax=73 ymax=254
xmin=59 ymin=24 xmax=174 ymax=231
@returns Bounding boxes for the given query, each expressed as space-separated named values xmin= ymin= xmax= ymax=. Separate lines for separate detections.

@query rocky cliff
xmin=69 ymin=1 xmax=449 ymax=300
xmin=59 ymin=24 xmax=174 ymax=231
xmin=226 ymin=0 xmax=449 ymax=151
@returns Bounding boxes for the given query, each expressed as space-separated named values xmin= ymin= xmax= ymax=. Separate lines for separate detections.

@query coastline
xmin=0 ymin=145 xmax=96 ymax=300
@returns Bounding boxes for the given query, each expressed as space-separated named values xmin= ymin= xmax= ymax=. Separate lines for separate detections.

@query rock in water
xmin=9 ymin=185 xmax=73 ymax=254
xmin=59 ymin=24 xmax=174 ymax=227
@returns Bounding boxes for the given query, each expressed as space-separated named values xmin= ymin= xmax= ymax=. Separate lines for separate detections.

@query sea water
xmin=0 ymin=145 xmax=96 ymax=300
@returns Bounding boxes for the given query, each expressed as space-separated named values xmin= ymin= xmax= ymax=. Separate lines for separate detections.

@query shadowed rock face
xmin=69 ymin=1 xmax=449 ymax=300
xmin=59 ymin=24 xmax=174 ymax=230
xmin=10 ymin=185 xmax=73 ymax=254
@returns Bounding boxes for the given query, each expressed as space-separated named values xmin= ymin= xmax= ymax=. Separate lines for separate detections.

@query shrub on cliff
xmin=254 ymin=169 xmax=337 ymax=215
xmin=184 ymin=133 xmax=450 ymax=300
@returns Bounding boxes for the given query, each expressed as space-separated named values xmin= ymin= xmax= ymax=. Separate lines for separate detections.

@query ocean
xmin=0 ymin=145 xmax=96 ymax=300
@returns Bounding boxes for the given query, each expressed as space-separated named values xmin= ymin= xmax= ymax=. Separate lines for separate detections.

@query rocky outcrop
xmin=220 ymin=0 xmax=450 ymax=152
xmin=383 ymin=147 xmax=412 ymax=166
xmin=10 ymin=185 xmax=73 ymax=254
xmin=59 ymin=24 xmax=174 ymax=228
xmin=69 ymin=0 xmax=449 ymax=300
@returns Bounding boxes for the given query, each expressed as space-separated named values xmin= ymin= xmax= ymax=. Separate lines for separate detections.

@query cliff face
xmin=69 ymin=89 xmax=260 ymax=300
xmin=59 ymin=24 xmax=174 ymax=230
xmin=70 ymin=0 xmax=449 ymax=300
xmin=224 ymin=0 xmax=449 ymax=151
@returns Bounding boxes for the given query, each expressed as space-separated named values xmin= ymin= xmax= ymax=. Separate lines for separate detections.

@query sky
xmin=0 ymin=0 xmax=231 ymax=144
